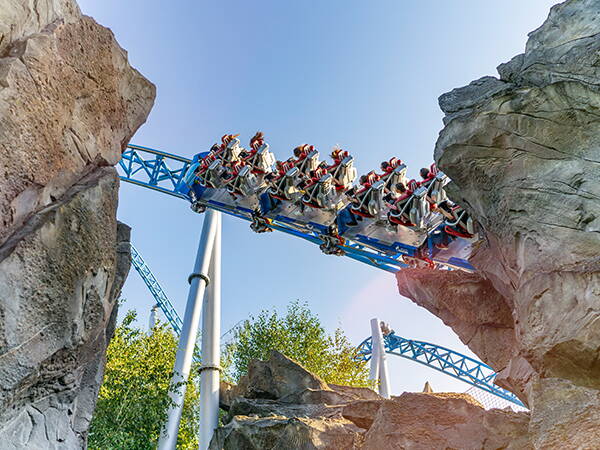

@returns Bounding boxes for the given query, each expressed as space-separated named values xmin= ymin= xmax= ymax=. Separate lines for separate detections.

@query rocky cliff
xmin=397 ymin=0 xmax=600 ymax=447
xmin=213 ymin=351 xmax=530 ymax=449
xmin=0 ymin=0 xmax=155 ymax=447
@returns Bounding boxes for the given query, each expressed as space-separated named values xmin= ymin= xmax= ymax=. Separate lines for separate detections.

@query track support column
xmin=370 ymin=318 xmax=391 ymax=399
xmin=158 ymin=209 xmax=219 ymax=450
xmin=369 ymin=319 xmax=380 ymax=383
xmin=198 ymin=212 xmax=222 ymax=450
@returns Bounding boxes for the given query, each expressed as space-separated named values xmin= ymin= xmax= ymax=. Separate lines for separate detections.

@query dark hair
xmin=396 ymin=183 xmax=406 ymax=193
xmin=381 ymin=161 xmax=389 ymax=170
xmin=359 ymin=175 xmax=368 ymax=184
xmin=419 ymin=168 xmax=430 ymax=179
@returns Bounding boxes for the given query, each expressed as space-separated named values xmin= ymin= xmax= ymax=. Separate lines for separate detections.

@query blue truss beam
xmin=356 ymin=333 xmax=524 ymax=407
xmin=129 ymin=244 xmax=184 ymax=335
xmin=129 ymin=243 xmax=520 ymax=407
xmin=118 ymin=145 xmax=419 ymax=273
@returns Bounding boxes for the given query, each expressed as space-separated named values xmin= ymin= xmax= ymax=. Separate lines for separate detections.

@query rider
xmin=241 ymin=131 xmax=264 ymax=160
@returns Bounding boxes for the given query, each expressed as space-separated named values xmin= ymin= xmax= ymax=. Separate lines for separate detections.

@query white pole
xmin=198 ymin=212 xmax=222 ymax=450
xmin=158 ymin=210 xmax=219 ymax=450
xmin=369 ymin=318 xmax=380 ymax=384
xmin=378 ymin=326 xmax=391 ymax=399
xmin=148 ymin=304 xmax=158 ymax=334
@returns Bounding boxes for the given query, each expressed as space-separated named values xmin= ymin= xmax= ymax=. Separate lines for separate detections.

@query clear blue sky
xmin=79 ymin=0 xmax=556 ymax=395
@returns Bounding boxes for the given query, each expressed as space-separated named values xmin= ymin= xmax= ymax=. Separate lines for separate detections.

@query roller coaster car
xmin=244 ymin=143 xmax=276 ymax=174
xmin=426 ymin=172 xmax=448 ymax=205
xmin=445 ymin=206 xmax=475 ymax=238
xmin=268 ymin=166 xmax=303 ymax=202
xmin=329 ymin=155 xmax=358 ymax=190
xmin=224 ymin=165 xmax=261 ymax=197
xmin=302 ymin=173 xmax=340 ymax=210
xmin=387 ymin=184 xmax=430 ymax=228
xmin=203 ymin=159 xmax=226 ymax=189
xmin=408 ymin=186 xmax=430 ymax=229
xmin=382 ymin=163 xmax=408 ymax=191
xmin=350 ymin=179 xmax=385 ymax=218
xmin=296 ymin=150 xmax=320 ymax=178
xmin=222 ymin=137 xmax=243 ymax=165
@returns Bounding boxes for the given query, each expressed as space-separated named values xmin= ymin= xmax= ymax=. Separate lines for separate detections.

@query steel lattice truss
xmin=356 ymin=333 xmax=524 ymax=407
xmin=119 ymin=145 xmax=192 ymax=200
xmin=130 ymin=244 xmax=184 ymax=335
xmin=118 ymin=145 xmax=473 ymax=273
xmin=119 ymin=144 xmax=522 ymax=407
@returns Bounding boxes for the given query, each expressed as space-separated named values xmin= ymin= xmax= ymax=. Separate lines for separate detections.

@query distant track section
xmin=130 ymin=244 xmax=183 ymax=335
xmin=356 ymin=333 xmax=524 ymax=407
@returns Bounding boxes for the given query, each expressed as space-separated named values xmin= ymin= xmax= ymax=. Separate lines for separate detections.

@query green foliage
xmin=88 ymin=311 xmax=199 ymax=450
xmin=224 ymin=300 xmax=372 ymax=387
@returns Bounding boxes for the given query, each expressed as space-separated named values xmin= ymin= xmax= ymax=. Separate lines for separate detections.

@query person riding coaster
xmin=348 ymin=171 xmax=386 ymax=218
xmin=325 ymin=147 xmax=357 ymax=191
xmin=241 ymin=131 xmax=277 ymax=175
xmin=221 ymin=134 xmax=243 ymax=166
xmin=378 ymin=157 xmax=408 ymax=194
xmin=293 ymin=144 xmax=320 ymax=179
xmin=301 ymin=167 xmax=340 ymax=210
xmin=255 ymin=158 xmax=305 ymax=219
xmin=387 ymin=179 xmax=432 ymax=228
xmin=221 ymin=161 xmax=261 ymax=197
xmin=419 ymin=163 xmax=447 ymax=207
xmin=440 ymin=203 xmax=476 ymax=238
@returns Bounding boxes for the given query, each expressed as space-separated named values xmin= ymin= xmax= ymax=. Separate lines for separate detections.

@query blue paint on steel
xmin=129 ymin=244 xmax=184 ymax=335
xmin=356 ymin=333 xmax=524 ymax=407
xmin=118 ymin=145 xmax=416 ymax=273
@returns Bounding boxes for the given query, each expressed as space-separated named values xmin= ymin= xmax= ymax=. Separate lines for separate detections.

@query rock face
xmin=397 ymin=0 xmax=600 ymax=447
xmin=211 ymin=351 xmax=530 ymax=449
xmin=0 ymin=0 xmax=155 ymax=447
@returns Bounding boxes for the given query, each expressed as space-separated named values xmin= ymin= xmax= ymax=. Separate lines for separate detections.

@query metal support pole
xmin=158 ymin=210 xmax=219 ymax=450
xmin=378 ymin=336 xmax=391 ymax=399
xmin=198 ymin=212 xmax=222 ymax=450
xmin=370 ymin=318 xmax=391 ymax=399
xmin=148 ymin=304 xmax=158 ymax=334
xmin=369 ymin=318 xmax=380 ymax=383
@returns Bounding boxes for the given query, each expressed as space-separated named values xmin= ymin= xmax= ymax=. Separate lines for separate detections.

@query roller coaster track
xmin=356 ymin=334 xmax=524 ymax=407
xmin=128 ymin=243 xmax=523 ymax=408
xmin=120 ymin=143 xmax=523 ymax=408
xmin=130 ymin=244 xmax=184 ymax=335
xmin=119 ymin=144 xmax=475 ymax=274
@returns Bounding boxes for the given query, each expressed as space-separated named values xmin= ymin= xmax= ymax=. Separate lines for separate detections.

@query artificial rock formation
xmin=0 ymin=0 xmax=155 ymax=447
xmin=397 ymin=0 xmax=600 ymax=447
xmin=212 ymin=351 xmax=530 ymax=449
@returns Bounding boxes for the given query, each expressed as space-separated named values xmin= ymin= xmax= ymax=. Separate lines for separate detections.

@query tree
xmin=224 ymin=300 xmax=372 ymax=387
xmin=88 ymin=311 xmax=199 ymax=450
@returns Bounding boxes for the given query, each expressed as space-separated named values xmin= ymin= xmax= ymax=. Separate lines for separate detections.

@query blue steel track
xmin=120 ymin=143 xmax=523 ymax=408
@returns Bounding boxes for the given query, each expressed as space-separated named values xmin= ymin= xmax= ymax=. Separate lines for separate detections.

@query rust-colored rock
xmin=214 ymin=352 xmax=530 ymax=449
xmin=362 ymin=393 xmax=530 ymax=450
xmin=397 ymin=0 xmax=600 ymax=446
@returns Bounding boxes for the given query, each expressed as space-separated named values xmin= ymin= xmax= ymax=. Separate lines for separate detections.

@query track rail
xmin=356 ymin=333 xmax=524 ymax=407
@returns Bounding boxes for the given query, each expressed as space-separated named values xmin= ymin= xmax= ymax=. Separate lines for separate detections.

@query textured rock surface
xmin=0 ymin=0 xmax=155 ymax=246
xmin=397 ymin=0 xmax=600 ymax=447
xmin=360 ymin=393 xmax=530 ymax=450
xmin=0 ymin=0 xmax=155 ymax=447
xmin=212 ymin=352 xmax=530 ymax=449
